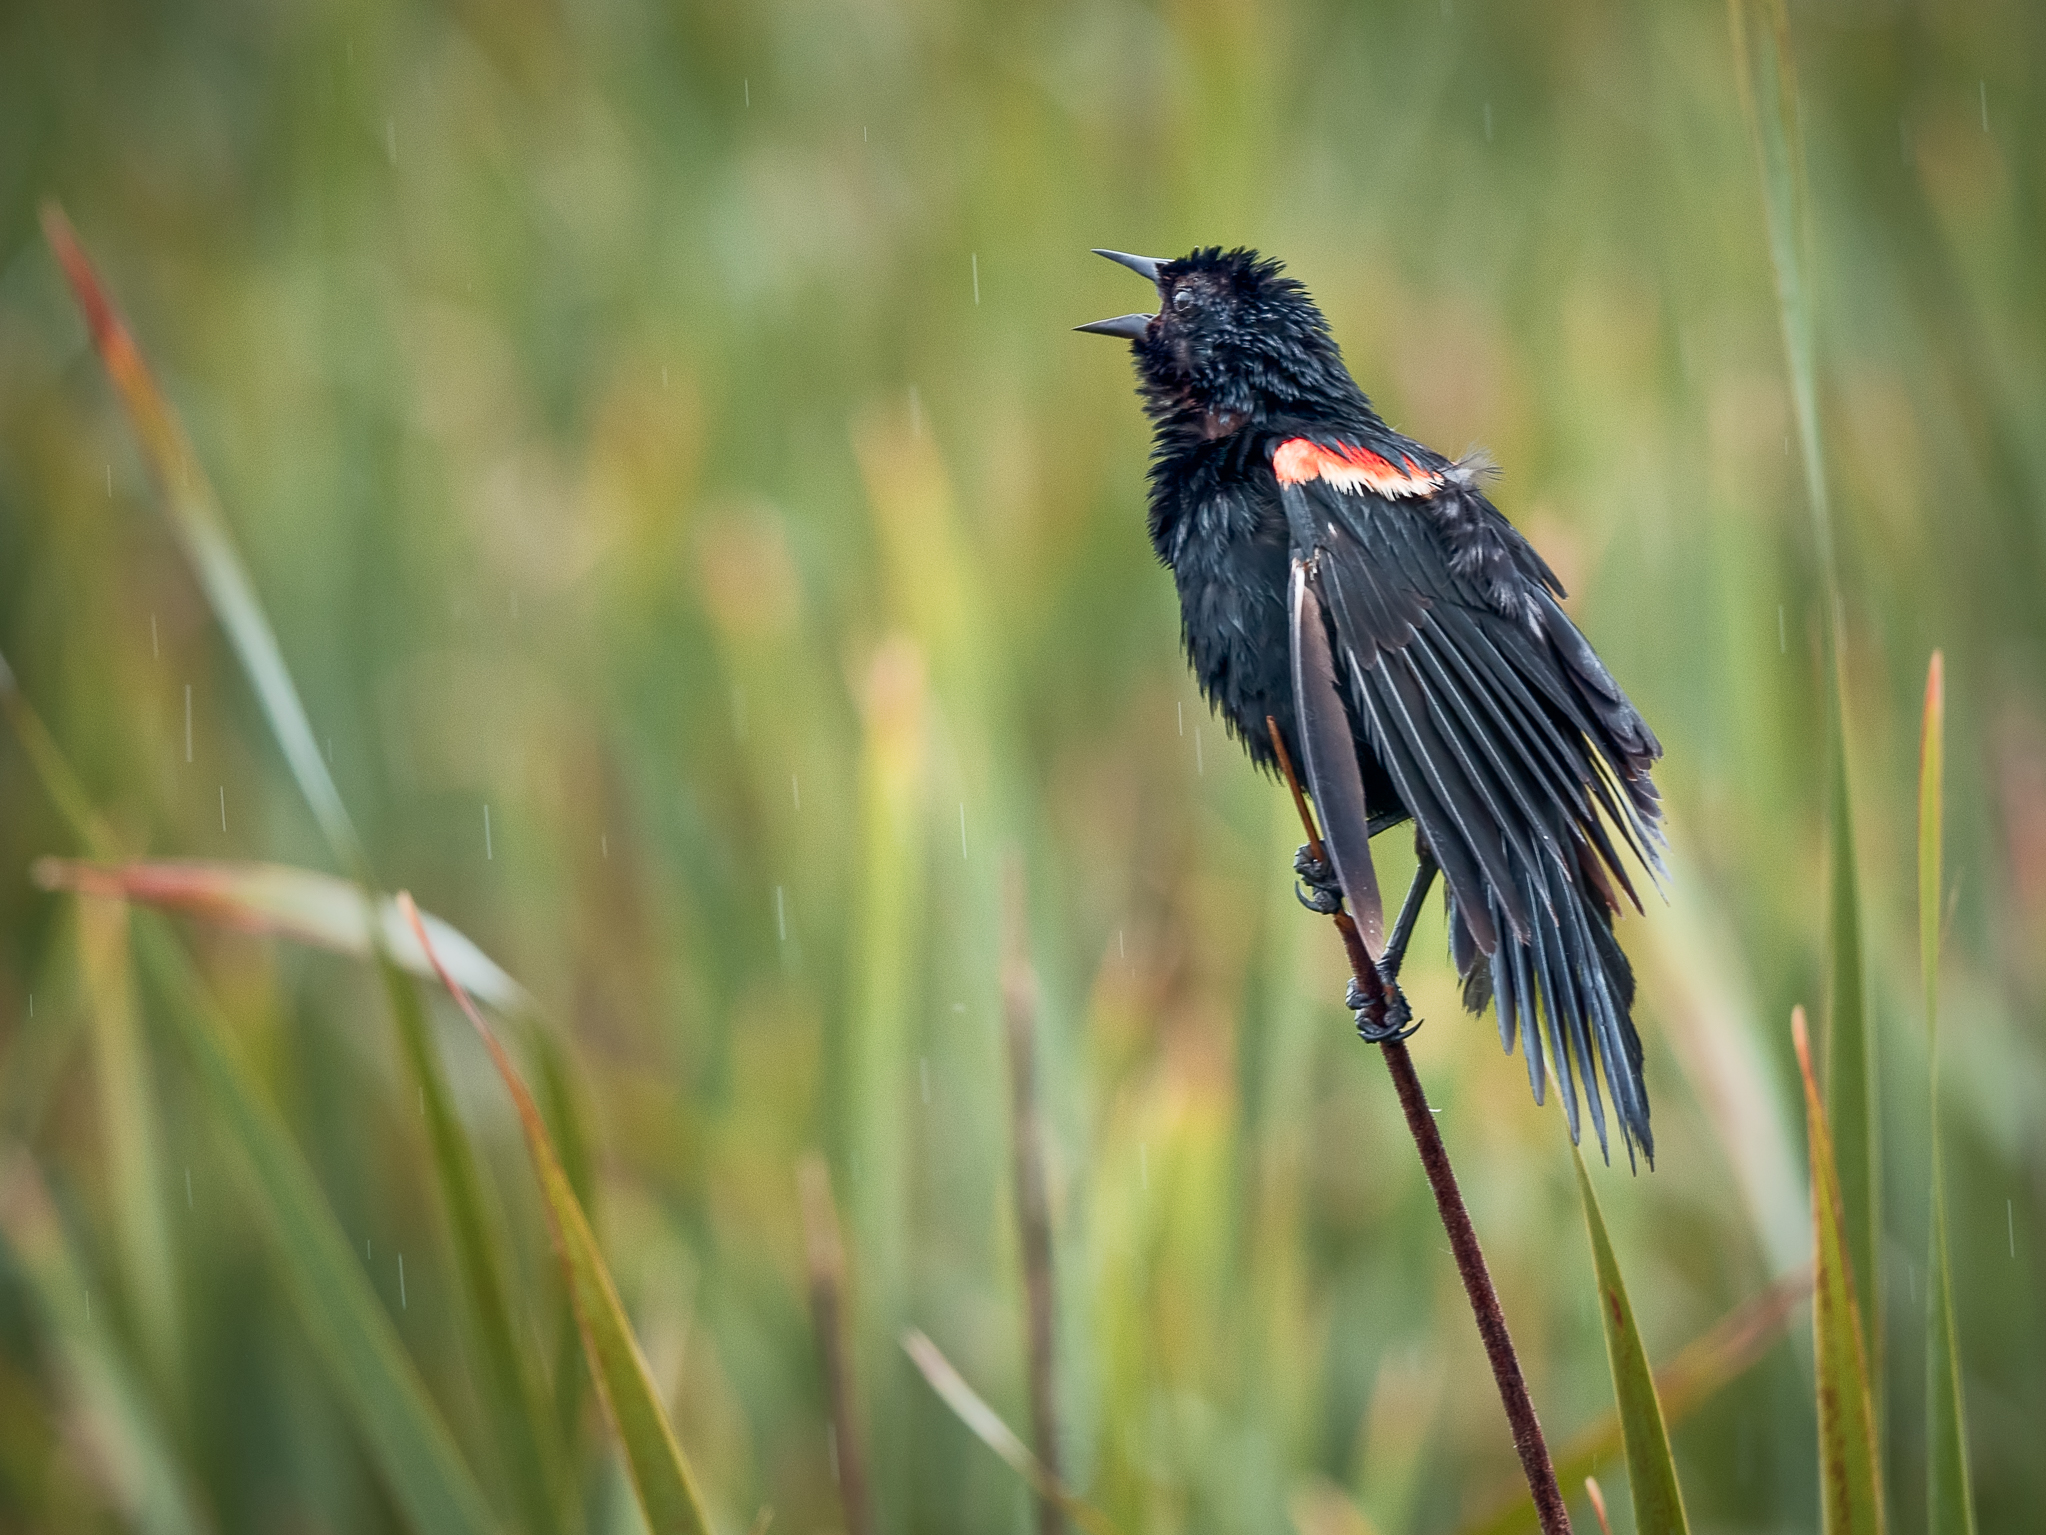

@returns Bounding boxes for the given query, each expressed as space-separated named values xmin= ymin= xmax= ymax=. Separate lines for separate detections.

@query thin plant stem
xmin=1003 ymin=860 xmax=1064 ymax=1535
xmin=1267 ymin=718 xmax=1572 ymax=1535
xmin=798 ymin=1155 xmax=874 ymax=1535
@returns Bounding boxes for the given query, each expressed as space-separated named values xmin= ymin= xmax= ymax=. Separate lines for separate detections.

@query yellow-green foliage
xmin=0 ymin=0 xmax=2039 ymax=1529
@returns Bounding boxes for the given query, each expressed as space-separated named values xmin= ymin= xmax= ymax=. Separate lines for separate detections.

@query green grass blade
xmin=1822 ymin=719 xmax=1877 ymax=1378
xmin=1456 ymin=1270 xmax=1808 ymax=1535
xmin=1571 ymin=1145 xmax=1690 ymax=1535
xmin=41 ymin=206 xmax=364 ymax=877
xmin=134 ymin=916 xmax=504 ymax=1535
xmin=76 ymin=898 xmax=183 ymax=1396
xmin=40 ymin=215 xmax=569 ymax=1534
xmin=0 ymin=1155 xmax=216 ymax=1535
xmin=33 ymin=859 xmax=526 ymax=1010
xmin=402 ymin=896 xmax=714 ymax=1535
xmin=32 ymin=857 xmax=564 ymax=1533
xmin=3 ymin=664 xmax=500 ymax=1535
xmin=1728 ymin=0 xmax=1879 ymax=1408
xmin=380 ymin=965 xmax=568 ymax=1535
xmin=1791 ymin=1008 xmax=1885 ymax=1535
xmin=1920 ymin=653 xmax=1976 ymax=1535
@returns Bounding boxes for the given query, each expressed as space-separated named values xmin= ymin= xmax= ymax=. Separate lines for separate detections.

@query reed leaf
xmin=1571 ymin=1145 xmax=1690 ymax=1535
xmin=1792 ymin=1007 xmax=1884 ymax=1535
xmin=1920 ymin=653 xmax=1975 ymax=1535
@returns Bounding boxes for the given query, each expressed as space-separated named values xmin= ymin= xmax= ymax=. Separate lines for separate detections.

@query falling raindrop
xmin=863 ymin=126 xmax=869 ymax=142
xmin=219 ymin=786 xmax=227 ymax=833
xmin=792 ymin=773 xmax=801 ymax=811
xmin=1177 ymin=700 xmax=1184 ymax=736
xmin=105 ymin=464 xmax=112 ymax=496
xmin=1980 ymin=80 xmax=1989 ymax=133
xmin=150 ymin=613 xmax=158 ymax=658
xmin=2011 ymin=1199 xmax=2018 ymax=1259
xmin=484 ymin=804 xmax=493 ymax=860
xmin=1777 ymin=605 xmax=1786 ymax=653
xmin=399 ymin=1253 xmax=407 ymax=1309
xmin=971 ymin=253 xmax=981 ymax=305
xmin=184 ymin=684 xmax=193 ymax=762
xmin=744 ymin=78 xmax=751 ymax=108
xmin=1118 ymin=929 xmax=1125 ymax=959
xmin=186 ymin=1167 xmax=193 ymax=1210
xmin=601 ymin=833 xmax=610 ymax=859
xmin=1483 ymin=102 xmax=1493 ymax=141
xmin=776 ymin=885 xmax=787 ymax=942
xmin=661 ymin=366 xmax=670 ymax=389
xmin=84 ymin=1289 xmax=90 ymax=1323
xmin=367 ymin=1237 xmax=372 ymax=1261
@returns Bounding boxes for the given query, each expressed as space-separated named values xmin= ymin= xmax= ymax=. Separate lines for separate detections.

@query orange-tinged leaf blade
xmin=1572 ymin=1145 xmax=1690 ymax=1535
xmin=42 ymin=206 xmax=365 ymax=877
xmin=400 ymin=896 xmax=713 ymax=1535
xmin=1792 ymin=1007 xmax=1885 ymax=1535
xmin=33 ymin=858 xmax=525 ymax=1011
xmin=1920 ymin=653 xmax=1976 ymax=1535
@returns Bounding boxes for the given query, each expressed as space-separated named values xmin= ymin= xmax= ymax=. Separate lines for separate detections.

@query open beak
xmin=1075 ymin=248 xmax=1166 ymax=339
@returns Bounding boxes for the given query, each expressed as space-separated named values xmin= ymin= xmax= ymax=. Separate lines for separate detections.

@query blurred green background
xmin=1 ymin=0 xmax=2042 ymax=1529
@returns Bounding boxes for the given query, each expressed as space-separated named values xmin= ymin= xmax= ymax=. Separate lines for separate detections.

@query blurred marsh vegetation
xmin=0 ymin=0 xmax=2042 ymax=1529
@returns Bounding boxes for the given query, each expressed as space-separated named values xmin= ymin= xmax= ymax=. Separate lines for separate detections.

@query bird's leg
xmin=1378 ymin=843 xmax=1440 ymax=985
xmin=1293 ymin=842 xmax=1345 ymax=915
xmin=1350 ymin=845 xmax=1439 ymax=1044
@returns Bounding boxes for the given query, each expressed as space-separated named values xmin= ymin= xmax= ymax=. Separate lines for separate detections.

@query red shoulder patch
xmin=1272 ymin=438 xmax=1439 ymax=499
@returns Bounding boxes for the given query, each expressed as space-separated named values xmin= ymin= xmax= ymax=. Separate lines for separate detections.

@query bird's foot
xmin=1294 ymin=844 xmax=1344 ymax=915
xmin=1346 ymin=971 xmax=1420 ymax=1045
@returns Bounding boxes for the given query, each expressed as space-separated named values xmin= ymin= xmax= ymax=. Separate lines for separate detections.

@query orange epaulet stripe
xmin=1272 ymin=437 xmax=1439 ymax=498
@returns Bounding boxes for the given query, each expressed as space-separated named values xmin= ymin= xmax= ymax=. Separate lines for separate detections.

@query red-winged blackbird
xmin=1081 ymin=247 xmax=1665 ymax=1163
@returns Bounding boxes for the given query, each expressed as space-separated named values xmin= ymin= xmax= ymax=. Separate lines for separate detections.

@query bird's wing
xmin=1276 ymin=436 xmax=1664 ymax=1160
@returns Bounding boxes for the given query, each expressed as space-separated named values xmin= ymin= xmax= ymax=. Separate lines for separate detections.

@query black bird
xmin=1080 ymin=247 xmax=1665 ymax=1163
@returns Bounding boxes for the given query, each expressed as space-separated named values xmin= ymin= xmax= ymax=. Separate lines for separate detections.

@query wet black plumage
xmin=1081 ymin=246 xmax=1666 ymax=1163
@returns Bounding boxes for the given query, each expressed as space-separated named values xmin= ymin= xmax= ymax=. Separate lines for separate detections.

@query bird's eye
xmin=1172 ymin=286 xmax=1195 ymax=311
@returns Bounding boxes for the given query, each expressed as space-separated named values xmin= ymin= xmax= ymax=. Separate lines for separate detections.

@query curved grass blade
xmin=0 ymin=1155 xmax=216 ymax=1535
xmin=76 ymin=898 xmax=183 ymax=1397
xmin=41 ymin=205 xmax=363 ymax=875
xmin=1920 ymin=654 xmax=1976 ymax=1535
xmin=4 ymin=661 xmax=499 ymax=1535
xmin=401 ymin=896 xmax=713 ymax=1535
xmin=42 ymin=211 xmax=567 ymax=1535
xmin=901 ymin=1328 xmax=1120 ymax=1535
xmin=1727 ymin=0 xmax=1879 ymax=1396
xmin=1571 ymin=1145 xmax=1690 ymax=1535
xmin=1792 ymin=1007 xmax=1885 ymax=1535
xmin=34 ymin=859 xmax=526 ymax=1011
xmin=1458 ymin=1270 xmax=1807 ymax=1535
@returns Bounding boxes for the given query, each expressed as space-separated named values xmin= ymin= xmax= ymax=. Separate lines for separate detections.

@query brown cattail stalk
xmin=1267 ymin=718 xmax=1572 ymax=1535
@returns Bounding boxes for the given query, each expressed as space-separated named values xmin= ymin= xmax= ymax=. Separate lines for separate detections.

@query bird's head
xmin=1077 ymin=246 xmax=1358 ymax=429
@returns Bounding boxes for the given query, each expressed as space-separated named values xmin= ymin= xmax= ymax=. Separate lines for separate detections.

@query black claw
xmin=1294 ymin=843 xmax=1343 ymax=913
xmin=1348 ymin=971 xmax=1421 ymax=1044
xmin=1295 ymin=879 xmax=1343 ymax=915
